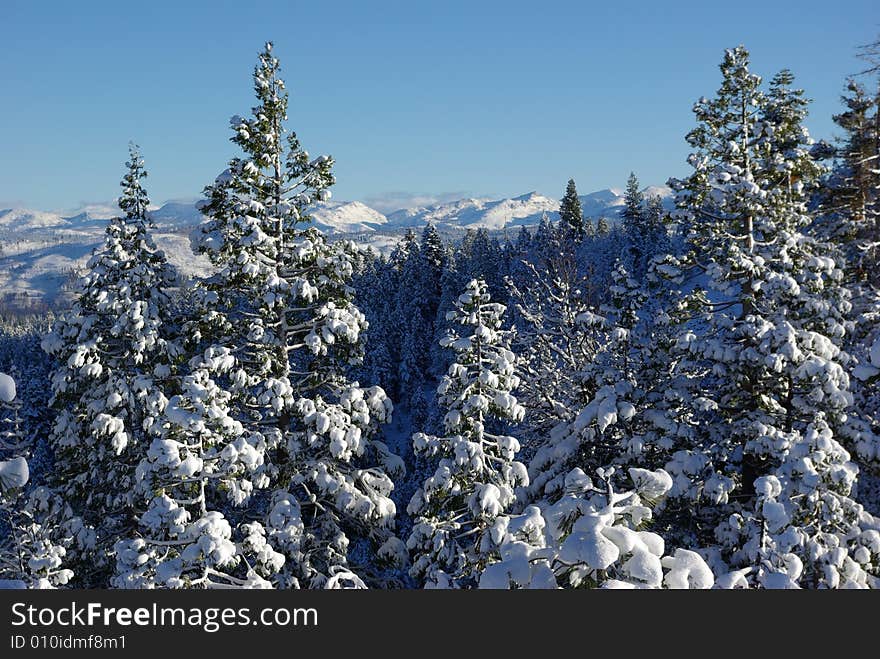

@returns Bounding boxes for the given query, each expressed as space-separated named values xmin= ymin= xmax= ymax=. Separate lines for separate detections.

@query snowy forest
xmin=2 ymin=40 xmax=880 ymax=590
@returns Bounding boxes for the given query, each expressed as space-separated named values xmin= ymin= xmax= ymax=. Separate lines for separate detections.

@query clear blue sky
xmin=1 ymin=0 xmax=878 ymax=212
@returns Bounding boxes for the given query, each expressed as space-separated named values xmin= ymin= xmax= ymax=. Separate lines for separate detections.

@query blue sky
xmin=1 ymin=0 xmax=878 ymax=212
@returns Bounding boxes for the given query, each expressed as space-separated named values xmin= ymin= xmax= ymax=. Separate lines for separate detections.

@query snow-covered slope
xmin=385 ymin=192 xmax=558 ymax=229
xmin=308 ymin=200 xmax=388 ymax=233
xmin=0 ymin=229 xmax=213 ymax=311
xmin=382 ymin=187 xmax=674 ymax=230
xmin=580 ymin=188 xmax=625 ymax=217
xmin=57 ymin=202 xmax=119 ymax=220
xmin=150 ymin=200 xmax=205 ymax=227
xmin=0 ymin=208 xmax=68 ymax=231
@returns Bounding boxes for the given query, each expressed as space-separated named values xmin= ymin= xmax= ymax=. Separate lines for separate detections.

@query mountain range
xmin=1 ymin=185 xmax=673 ymax=237
xmin=0 ymin=186 xmax=673 ymax=311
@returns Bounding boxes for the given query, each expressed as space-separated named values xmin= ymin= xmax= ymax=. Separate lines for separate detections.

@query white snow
xmin=0 ymin=372 xmax=16 ymax=402
xmin=870 ymin=335 xmax=880 ymax=369
xmin=308 ymin=200 xmax=388 ymax=233
xmin=0 ymin=457 xmax=29 ymax=491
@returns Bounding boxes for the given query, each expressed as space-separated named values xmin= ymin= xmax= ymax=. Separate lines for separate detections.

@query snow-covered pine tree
xmin=559 ymin=178 xmax=585 ymax=240
xmin=819 ymin=80 xmax=879 ymax=279
xmin=407 ymin=279 xmax=527 ymax=587
xmin=430 ymin=247 xmax=464 ymax=381
xmin=381 ymin=230 xmax=420 ymax=400
xmin=479 ymin=466 xmax=719 ymax=589
xmin=417 ymin=223 xmax=447 ymax=377
xmin=355 ymin=254 xmax=397 ymax=393
xmin=668 ymin=46 xmax=880 ymax=587
xmin=583 ymin=216 xmax=595 ymax=238
xmin=621 ymin=172 xmax=669 ymax=279
xmin=533 ymin=213 xmax=558 ymax=271
xmin=507 ymin=257 xmax=598 ymax=458
xmin=645 ymin=195 xmax=668 ymax=238
xmin=186 ymin=43 xmax=401 ymax=588
xmin=621 ymin=172 xmax=644 ymax=234
xmin=527 ymin=261 xmax=649 ymax=498
xmin=523 ymin=252 xmax=700 ymax=516
xmin=621 ymin=171 xmax=647 ymax=275
xmin=815 ymin=73 xmax=880 ymax=527
xmin=0 ymin=372 xmax=76 ymax=589
xmin=113 ymin=348 xmax=280 ymax=588
xmin=395 ymin=224 xmax=446 ymax=408
xmin=814 ymin=77 xmax=879 ymax=343
xmin=459 ymin=229 xmax=506 ymax=301
xmin=41 ymin=145 xmax=178 ymax=584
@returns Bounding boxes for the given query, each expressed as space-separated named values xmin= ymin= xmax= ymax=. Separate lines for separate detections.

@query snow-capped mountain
xmin=383 ymin=186 xmax=674 ymax=230
xmin=308 ymin=200 xmax=388 ymax=233
xmin=0 ymin=185 xmax=674 ymax=311
xmin=578 ymin=185 xmax=675 ymax=219
xmin=385 ymin=192 xmax=558 ymax=230
xmin=149 ymin=200 xmax=205 ymax=227
xmin=2 ymin=185 xmax=674 ymax=237
xmin=57 ymin=202 xmax=119 ymax=219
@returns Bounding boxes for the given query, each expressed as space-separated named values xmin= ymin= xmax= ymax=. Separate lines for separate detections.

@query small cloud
xmin=0 ymin=198 xmax=27 ymax=209
xmin=364 ymin=191 xmax=477 ymax=213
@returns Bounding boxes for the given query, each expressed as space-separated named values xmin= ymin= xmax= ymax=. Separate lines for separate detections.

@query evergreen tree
xmin=407 ymin=279 xmax=527 ymax=587
xmin=621 ymin=173 xmax=670 ymax=278
xmin=667 ymin=47 xmax=879 ymax=587
xmin=142 ymin=42 xmax=403 ymax=588
xmin=480 ymin=467 xmax=718 ymax=589
xmin=430 ymin=248 xmax=464 ymax=380
xmin=113 ymin=349 xmax=281 ymax=588
xmin=559 ymin=179 xmax=585 ymax=239
xmin=583 ymin=217 xmax=596 ymax=238
xmin=645 ymin=195 xmax=667 ymax=234
xmin=396 ymin=223 xmax=448 ymax=408
xmin=0 ymin=372 xmax=76 ymax=589
xmin=508 ymin=259 xmax=598 ymax=458
xmin=528 ymin=262 xmax=647 ymax=497
xmin=818 ymin=79 xmax=879 ymax=281
xmin=42 ymin=145 xmax=178 ymax=583
xmin=621 ymin=172 xmax=644 ymax=234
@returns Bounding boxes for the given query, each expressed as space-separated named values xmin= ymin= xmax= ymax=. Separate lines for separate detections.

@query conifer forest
xmin=3 ymin=38 xmax=880 ymax=590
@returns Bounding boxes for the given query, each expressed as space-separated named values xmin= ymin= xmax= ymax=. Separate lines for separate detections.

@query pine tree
xmin=621 ymin=173 xmax=669 ymax=278
xmin=180 ymin=43 xmax=401 ymax=588
xmin=460 ymin=229 xmax=505 ymax=300
xmin=559 ymin=179 xmax=585 ymax=239
xmin=583 ymin=217 xmax=595 ymax=238
xmin=818 ymin=79 xmax=879 ymax=280
xmin=395 ymin=223 xmax=447 ymax=408
xmin=480 ymin=467 xmax=718 ymax=589
xmin=667 ymin=47 xmax=879 ymax=587
xmin=356 ymin=255 xmax=397 ymax=395
xmin=816 ymin=72 xmax=880 ymax=506
xmin=0 ymin=372 xmax=78 ymax=589
xmin=645 ymin=196 xmax=667 ymax=238
xmin=407 ymin=279 xmax=527 ymax=587
xmin=527 ymin=262 xmax=648 ymax=497
xmin=533 ymin=213 xmax=559 ymax=271
xmin=42 ymin=145 xmax=178 ymax=584
xmin=621 ymin=172 xmax=644 ymax=234
xmin=508 ymin=258 xmax=598 ymax=457
xmin=430 ymin=248 xmax=464 ymax=380
xmin=113 ymin=349 xmax=280 ymax=588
